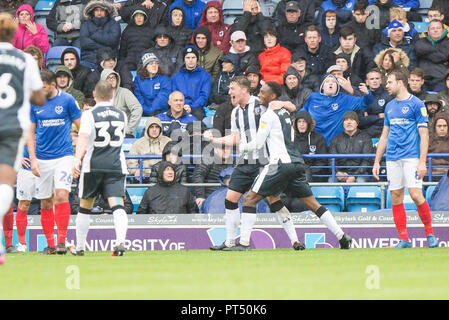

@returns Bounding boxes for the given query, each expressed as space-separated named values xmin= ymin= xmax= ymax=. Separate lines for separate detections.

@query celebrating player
xmin=237 ymin=82 xmax=352 ymax=251
xmin=27 ymin=69 xmax=81 ymax=255
xmin=71 ymin=80 xmax=129 ymax=257
xmin=0 ymin=13 xmax=45 ymax=264
xmin=373 ymin=71 xmax=438 ymax=249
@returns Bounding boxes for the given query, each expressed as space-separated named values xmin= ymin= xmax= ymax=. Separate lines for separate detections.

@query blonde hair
xmin=390 ymin=7 xmax=406 ymax=21
xmin=0 ymin=13 xmax=17 ymax=43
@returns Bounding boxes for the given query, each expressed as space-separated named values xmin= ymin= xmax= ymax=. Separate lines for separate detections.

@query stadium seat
xmin=120 ymin=23 xmax=127 ymax=34
xmin=386 ymin=188 xmax=418 ymax=210
xmin=127 ymin=187 xmax=146 ymax=213
xmin=311 ymin=186 xmax=345 ymax=212
xmin=425 ymin=185 xmax=436 ymax=204
xmin=131 ymin=70 xmax=137 ymax=80
xmin=122 ymin=138 xmax=136 ymax=153
xmin=412 ymin=21 xmax=429 ymax=33
xmin=346 ymin=186 xmax=382 ymax=212
xmin=372 ymin=138 xmax=379 ymax=148
xmin=259 ymin=0 xmax=281 ymax=17
xmin=35 ymin=0 xmax=55 ymax=12
xmin=135 ymin=117 xmax=148 ymax=138
xmin=222 ymin=0 xmax=244 ymax=16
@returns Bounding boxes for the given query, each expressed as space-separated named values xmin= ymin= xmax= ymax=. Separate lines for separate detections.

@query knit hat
xmin=343 ymin=111 xmax=359 ymax=124
xmin=183 ymin=45 xmax=199 ymax=60
xmin=244 ymin=65 xmax=261 ymax=77
xmin=141 ymin=52 xmax=159 ymax=68
xmin=387 ymin=20 xmax=405 ymax=36
xmin=335 ymin=52 xmax=351 ymax=65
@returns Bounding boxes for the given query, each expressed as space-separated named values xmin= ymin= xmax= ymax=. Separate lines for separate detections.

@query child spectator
xmin=319 ymin=10 xmax=340 ymax=49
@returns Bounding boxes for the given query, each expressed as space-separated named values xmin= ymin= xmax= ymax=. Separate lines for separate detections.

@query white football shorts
xmin=34 ymin=155 xmax=74 ymax=199
xmin=386 ymin=158 xmax=422 ymax=191
xmin=16 ymin=168 xmax=36 ymax=201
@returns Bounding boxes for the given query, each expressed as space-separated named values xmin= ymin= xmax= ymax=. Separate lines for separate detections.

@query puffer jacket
xmin=149 ymin=141 xmax=188 ymax=184
xmin=13 ymin=4 xmax=49 ymax=55
xmin=280 ymin=66 xmax=312 ymax=111
xmin=119 ymin=0 xmax=168 ymax=28
xmin=258 ymin=43 xmax=291 ymax=85
xmin=428 ymin=112 xmax=449 ymax=177
xmin=167 ymin=6 xmax=193 ymax=48
xmin=374 ymin=47 xmax=410 ymax=87
xmin=46 ymin=0 xmax=88 ymax=40
xmin=193 ymin=25 xmax=224 ymax=82
xmin=133 ymin=71 xmax=171 ymax=116
xmin=79 ymin=0 xmax=121 ymax=66
xmin=199 ymin=1 xmax=231 ymax=54
xmin=127 ymin=117 xmax=171 ymax=177
xmin=372 ymin=36 xmax=417 ymax=70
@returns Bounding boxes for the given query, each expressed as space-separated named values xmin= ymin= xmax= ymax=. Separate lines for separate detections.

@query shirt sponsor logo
xmin=390 ymin=118 xmax=410 ymax=125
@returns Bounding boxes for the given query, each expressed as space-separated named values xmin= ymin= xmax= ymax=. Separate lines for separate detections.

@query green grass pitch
xmin=1 ymin=248 xmax=449 ymax=300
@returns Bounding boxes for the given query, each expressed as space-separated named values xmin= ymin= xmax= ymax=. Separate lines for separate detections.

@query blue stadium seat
xmin=372 ymin=138 xmax=379 ymax=148
xmin=222 ymin=0 xmax=244 ymax=15
xmin=425 ymin=185 xmax=436 ymax=204
xmin=120 ymin=23 xmax=127 ymax=34
xmin=311 ymin=186 xmax=345 ymax=212
xmin=131 ymin=70 xmax=137 ymax=80
xmin=45 ymin=46 xmax=80 ymax=70
xmin=135 ymin=117 xmax=148 ymax=138
xmin=35 ymin=0 xmax=55 ymax=12
xmin=386 ymin=188 xmax=418 ymax=210
xmin=127 ymin=187 xmax=146 ymax=214
xmin=122 ymin=138 xmax=136 ymax=153
xmin=417 ymin=0 xmax=432 ymax=15
xmin=259 ymin=0 xmax=281 ymax=17
xmin=412 ymin=21 xmax=429 ymax=33
xmin=346 ymin=186 xmax=382 ymax=212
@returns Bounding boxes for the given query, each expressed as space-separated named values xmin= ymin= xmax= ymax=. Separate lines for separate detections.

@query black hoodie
xmin=60 ymin=47 xmax=91 ymax=92
xmin=167 ymin=6 xmax=193 ymax=48
xmin=119 ymin=0 xmax=169 ymax=28
xmin=280 ymin=66 xmax=312 ymax=111
xmin=149 ymin=141 xmax=188 ymax=184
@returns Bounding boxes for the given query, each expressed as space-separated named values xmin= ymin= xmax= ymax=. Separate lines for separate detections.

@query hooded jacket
xmin=119 ymin=7 xmax=155 ymax=70
xmin=372 ymin=34 xmax=417 ymax=70
xmin=334 ymin=44 xmax=376 ymax=81
xmin=54 ymin=65 xmax=85 ymax=107
xmin=127 ymin=117 xmax=171 ymax=177
xmin=281 ymin=66 xmax=312 ymax=111
xmin=193 ymin=25 xmax=224 ymax=82
xmin=315 ymin=0 xmax=356 ymax=29
xmin=293 ymin=110 xmax=329 ymax=181
xmin=100 ymin=69 xmax=143 ymax=137
xmin=13 ymin=4 xmax=49 ymax=55
xmin=374 ymin=47 xmax=410 ymax=87
xmin=301 ymin=73 xmax=374 ymax=146
xmin=133 ymin=70 xmax=171 ymax=116
xmin=274 ymin=0 xmax=315 ymax=27
xmin=210 ymin=53 xmax=240 ymax=105
xmin=79 ymin=0 xmax=121 ymax=66
xmin=136 ymin=162 xmax=198 ymax=214
xmin=199 ymin=2 xmax=231 ymax=53
xmin=119 ymin=0 xmax=169 ymax=28
xmin=342 ymin=17 xmax=379 ymax=49
xmin=46 ymin=0 xmax=88 ymax=40
xmin=149 ymin=141 xmax=188 ymax=183
xmin=60 ymin=47 xmax=91 ymax=92
xmin=428 ymin=112 xmax=449 ymax=176
xmin=169 ymin=0 xmax=206 ymax=31
xmin=258 ymin=43 xmax=292 ymax=85
xmin=167 ymin=6 xmax=193 ymax=48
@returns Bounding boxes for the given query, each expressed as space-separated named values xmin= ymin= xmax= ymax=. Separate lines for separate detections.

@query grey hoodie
xmin=100 ymin=69 xmax=143 ymax=137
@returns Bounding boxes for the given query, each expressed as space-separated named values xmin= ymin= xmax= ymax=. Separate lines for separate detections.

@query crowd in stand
xmin=5 ymin=0 xmax=449 ymax=214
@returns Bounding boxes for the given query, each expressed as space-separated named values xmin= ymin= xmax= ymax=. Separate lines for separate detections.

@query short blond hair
xmin=0 ymin=13 xmax=17 ymax=43
xmin=390 ymin=7 xmax=406 ymax=21
xmin=94 ymin=80 xmax=113 ymax=101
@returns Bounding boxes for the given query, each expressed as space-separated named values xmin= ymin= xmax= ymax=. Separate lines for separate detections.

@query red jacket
xmin=13 ymin=4 xmax=49 ymax=56
xmin=199 ymin=1 xmax=231 ymax=54
xmin=258 ymin=44 xmax=291 ymax=85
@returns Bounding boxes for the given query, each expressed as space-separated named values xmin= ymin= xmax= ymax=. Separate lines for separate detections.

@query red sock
xmin=392 ymin=203 xmax=409 ymax=242
xmin=55 ymin=202 xmax=71 ymax=245
xmin=417 ymin=201 xmax=434 ymax=236
xmin=2 ymin=206 xmax=14 ymax=247
xmin=16 ymin=208 xmax=28 ymax=245
xmin=40 ymin=208 xmax=55 ymax=248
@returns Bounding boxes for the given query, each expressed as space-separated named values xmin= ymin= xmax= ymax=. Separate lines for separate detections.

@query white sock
xmin=75 ymin=213 xmax=90 ymax=251
xmin=276 ymin=211 xmax=298 ymax=245
xmin=320 ymin=211 xmax=344 ymax=240
xmin=113 ymin=208 xmax=128 ymax=245
xmin=225 ymin=208 xmax=240 ymax=247
xmin=239 ymin=212 xmax=257 ymax=246
xmin=0 ymin=184 xmax=14 ymax=220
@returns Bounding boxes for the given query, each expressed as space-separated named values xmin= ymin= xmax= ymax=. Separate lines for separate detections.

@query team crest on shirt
xmin=309 ymin=145 xmax=316 ymax=153
xmin=401 ymin=106 xmax=409 ymax=114
xmin=55 ymin=106 xmax=63 ymax=114
xmin=154 ymin=83 xmax=160 ymax=90
xmin=332 ymin=103 xmax=339 ymax=111
xmin=219 ymin=31 xmax=224 ymax=37
xmin=346 ymin=2 xmax=352 ymax=8
xmin=254 ymin=106 xmax=261 ymax=115
xmin=378 ymin=99 xmax=385 ymax=107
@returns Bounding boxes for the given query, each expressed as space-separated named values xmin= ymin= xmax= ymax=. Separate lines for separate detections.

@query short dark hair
xmin=428 ymin=19 xmax=444 ymax=29
xmin=40 ymin=69 xmax=56 ymax=84
xmin=428 ymin=5 xmax=444 ymax=14
xmin=390 ymin=70 xmax=408 ymax=86
xmin=353 ymin=0 xmax=368 ymax=12
xmin=409 ymin=67 xmax=424 ymax=79
xmin=265 ymin=81 xmax=283 ymax=99
xmin=366 ymin=68 xmax=382 ymax=78
xmin=230 ymin=76 xmax=251 ymax=92
xmin=82 ymin=97 xmax=96 ymax=107
xmin=339 ymin=25 xmax=356 ymax=39
xmin=262 ymin=27 xmax=277 ymax=38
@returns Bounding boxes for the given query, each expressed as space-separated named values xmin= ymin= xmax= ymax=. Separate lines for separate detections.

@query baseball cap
xmin=326 ymin=65 xmax=343 ymax=74
xmin=387 ymin=20 xmax=405 ymax=36
xmin=230 ymin=30 xmax=247 ymax=42
xmin=141 ymin=52 xmax=159 ymax=68
xmin=285 ymin=1 xmax=300 ymax=11
xmin=343 ymin=111 xmax=359 ymax=124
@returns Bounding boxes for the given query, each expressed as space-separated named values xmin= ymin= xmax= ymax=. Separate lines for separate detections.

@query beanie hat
xmin=183 ymin=45 xmax=199 ymax=60
xmin=343 ymin=111 xmax=359 ymax=124
xmin=387 ymin=20 xmax=405 ymax=36
xmin=141 ymin=52 xmax=159 ymax=68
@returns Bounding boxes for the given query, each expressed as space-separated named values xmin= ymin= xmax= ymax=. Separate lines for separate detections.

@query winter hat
xmin=343 ymin=111 xmax=359 ymax=124
xmin=183 ymin=45 xmax=199 ymax=60
xmin=387 ymin=20 xmax=405 ymax=36
xmin=141 ymin=52 xmax=159 ymax=68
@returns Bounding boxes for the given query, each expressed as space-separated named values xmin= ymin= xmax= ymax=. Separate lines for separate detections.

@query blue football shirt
xmin=30 ymin=90 xmax=81 ymax=160
xmin=384 ymin=94 xmax=428 ymax=161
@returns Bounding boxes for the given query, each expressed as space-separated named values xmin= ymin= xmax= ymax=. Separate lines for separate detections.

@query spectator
xmin=437 ymin=70 xmax=449 ymax=110
xmin=60 ymin=47 xmax=91 ymax=92
xmin=244 ymin=65 xmax=262 ymax=96
xmin=158 ymin=91 xmax=198 ymax=137
xmin=228 ymin=31 xmax=259 ymax=74
xmin=71 ymin=97 xmax=96 ymax=151
xmin=119 ymin=0 xmax=169 ymax=28
xmin=54 ymin=65 xmax=85 ymax=108
xmin=258 ymin=28 xmax=292 ymax=85
xmin=334 ymin=53 xmax=363 ymax=91
xmin=192 ymin=145 xmax=233 ymax=211
xmin=274 ymin=0 xmax=315 ymax=27
xmin=166 ymin=6 xmax=193 ymax=48
xmin=342 ymin=0 xmax=378 ymax=49
xmin=169 ymin=0 xmax=206 ymax=31
xmin=13 ymin=4 xmax=49 ymax=55
xmin=171 ymin=45 xmax=212 ymax=120
xmin=149 ymin=141 xmax=188 ymax=183
xmin=84 ymin=47 xmax=134 ymax=98
xmin=428 ymin=112 xmax=449 ymax=180
xmin=24 ymin=45 xmax=44 ymax=69
xmin=231 ymin=0 xmax=274 ymax=56
xmin=414 ymin=20 xmax=449 ymax=92
xmin=46 ymin=0 xmax=88 ymax=48
xmin=133 ymin=52 xmax=171 ymax=116
xmin=380 ymin=7 xmax=419 ymax=45
xmin=358 ymin=68 xmax=392 ymax=138
xmin=329 ymin=111 xmax=374 ymax=182
xmin=280 ymin=66 xmax=312 ymax=111
xmin=334 ymin=25 xmax=375 ymax=81
xmin=294 ymin=110 xmax=329 ymax=182
xmin=391 ymin=0 xmax=420 ymax=21
xmin=319 ymin=10 xmax=340 ymax=49
xmin=408 ymin=68 xmax=427 ymax=101
xmin=209 ymin=54 xmax=240 ymax=105
xmin=276 ymin=1 xmax=308 ymax=52
xmin=201 ymin=167 xmax=270 ymax=214
xmin=315 ymin=0 xmax=356 ymax=29
xmin=424 ymin=94 xmax=445 ymax=136
xmin=79 ymin=0 xmax=121 ymax=70
xmin=192 ymin=26 xmax=223 ymax=82
xmin=374 ymin=48 xmax=409 ymax=87
xmin=293 ymin=25 xmax=335 ymax=77
xmin=290 ymin=52 xmax=320 ymax=91
xmin=100 ymin=69 xmax=143 ymax=138
xmin=118 ymin=8 xmax=154 ymax=71
xmin=301 ymin=73 xmax=374 ymax=146
xmin=326 ymin=64 xmax=360 ymax=95
xmin=372 ymin=20 xmax=417 ymax=69
xmin=127 ymin=117 xmax=171 ymax=181
xmin=420 ymin=6 xmax=449 ymax=38
xmin=200 ymin=1 xmax=231 ymax=54
xmin=213 ymin=98 xmax=235 ymax=137
xmin=136 ymin=161 xmax=198 ymax=214
xmin=433 ymin=0 xmax=449 ymax=27
xmin=371 ymin=0 xmax=398 ymax=31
